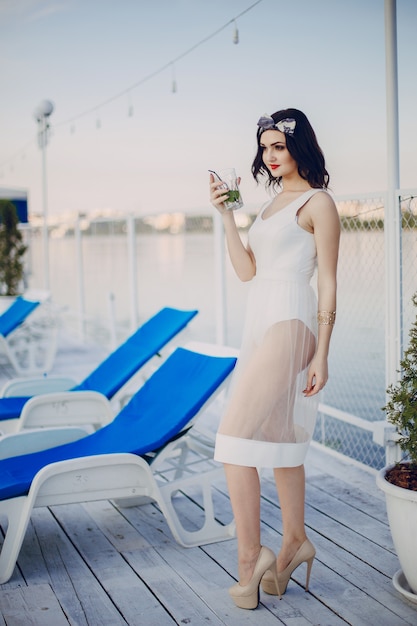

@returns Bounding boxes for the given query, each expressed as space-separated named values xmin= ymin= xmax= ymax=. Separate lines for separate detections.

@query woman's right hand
xmin=209 ymin=172 xmax=254 ymax=280
xmin=209 ymin=173 xmax=230 ymax=214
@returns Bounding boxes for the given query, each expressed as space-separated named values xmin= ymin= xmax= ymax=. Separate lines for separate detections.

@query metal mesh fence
xmin=401 ymin=193 xmax=417 ymax=340
xmin=313 ymin=192 xmax=417 ymax=469
xmin=22 ymin=190 xmax=417 ymax=470
xmin=313 ymin=195 xmax=387 ymax=468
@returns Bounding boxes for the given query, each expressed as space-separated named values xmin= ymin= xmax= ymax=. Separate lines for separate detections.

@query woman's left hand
xmin=303 ymin=355 xmax=328 ymax=396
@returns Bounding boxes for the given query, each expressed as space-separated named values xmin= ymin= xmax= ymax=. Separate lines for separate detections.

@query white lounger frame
xmin=0 ymin=342 xmax=239 ymax=583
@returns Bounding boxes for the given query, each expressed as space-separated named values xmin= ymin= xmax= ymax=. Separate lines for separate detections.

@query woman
xmin=209 ymin=108 xmax=340 ymax=610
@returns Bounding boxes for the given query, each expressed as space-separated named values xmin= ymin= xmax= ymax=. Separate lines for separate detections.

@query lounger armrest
xmin=17 ymin=391 xmax=114 ymax=432
xmin=0 ymin=427 xmax=89 ymax=459
xmin=1 ymin=375 xmax=77 ymax=397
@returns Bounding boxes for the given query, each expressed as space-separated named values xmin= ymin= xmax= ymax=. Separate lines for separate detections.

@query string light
xmin=233 ymin=20 xmax=239 ymax=44
xmin=171 ymin=64 xmax=177 ymax=93
xmin=54 ymin=0 xmax=263 ymax=129
xmin=127 ymin=91 xmax=134 ymax=117
xmin=0 ymin=0 xmax=264 ymax=170
xmin=0 ymin=139 xmax=35 ymax=174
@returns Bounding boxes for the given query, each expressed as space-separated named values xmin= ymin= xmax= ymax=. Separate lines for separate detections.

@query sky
xmin=1 ymin=0 xmax=416 ymax=218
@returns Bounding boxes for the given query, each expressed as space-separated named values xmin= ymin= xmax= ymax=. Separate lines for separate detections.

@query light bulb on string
xmin=3 ymin=2 xmax=264 ymax=171
xmin=233 ymin=20 xmax=239 ymax=44
xmin=128 ymin=91 xmax=134 ymax=117
xmin=171 ymin=63 xmax=177 ymax=93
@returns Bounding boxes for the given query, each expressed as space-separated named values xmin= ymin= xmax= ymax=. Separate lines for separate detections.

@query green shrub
xmin=0 ymin=200 xmax=27 ymax=296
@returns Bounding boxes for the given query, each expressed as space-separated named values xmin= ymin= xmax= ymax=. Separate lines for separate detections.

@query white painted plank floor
xmin=0 ymin=331 xmax=417 ymax=625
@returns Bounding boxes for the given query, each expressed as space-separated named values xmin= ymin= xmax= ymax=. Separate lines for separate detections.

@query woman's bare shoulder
xmin=310 ymin=190 xmax=337 ymax=208
xmin=305 ymin=191 xmax=340 ymax=236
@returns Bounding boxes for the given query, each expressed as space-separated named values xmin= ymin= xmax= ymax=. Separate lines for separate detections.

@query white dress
xmin=214 ymin=189 xmax=325 ymax=468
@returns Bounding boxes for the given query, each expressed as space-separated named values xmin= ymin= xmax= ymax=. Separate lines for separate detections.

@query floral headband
xmin=257 ymin=114 xmax=296 ymax=135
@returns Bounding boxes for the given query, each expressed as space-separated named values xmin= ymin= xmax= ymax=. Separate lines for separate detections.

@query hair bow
xmin=257 ymin=114 xmax=296 ymax=135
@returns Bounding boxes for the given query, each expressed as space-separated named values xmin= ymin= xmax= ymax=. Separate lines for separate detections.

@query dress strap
xmin=293 ymin=188 xmax=324 ymax=211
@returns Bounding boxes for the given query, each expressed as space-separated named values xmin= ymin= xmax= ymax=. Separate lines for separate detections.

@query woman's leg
xmin=224 ymin=463 xmax=261 ymax=585
xmin=273 ymin=465 xmax=307 ymax=571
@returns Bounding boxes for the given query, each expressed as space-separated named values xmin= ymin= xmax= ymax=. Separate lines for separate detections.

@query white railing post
xmin=75 ymin=214 xmax=85 ymax=340
xmin=384 ymin=0 xmax=402 ymax=464
xmin=127 ymin=214 xmax=138 ymax=331
xmin=107 ymin=291 xmax=118 ymax=350
xmin=213 ymin=212 xmax=227 ymax=344
xmin=40 ymin=141 xmax=50 ymax=290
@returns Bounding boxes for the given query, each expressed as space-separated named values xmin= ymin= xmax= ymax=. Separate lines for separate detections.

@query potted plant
xmin=0 ymin=199 xmax=27 ymax=297
xmin=376 ymin=291 xmax=417 ymax=599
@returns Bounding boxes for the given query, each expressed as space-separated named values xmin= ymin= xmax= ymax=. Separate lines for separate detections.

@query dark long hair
xmin=251 ymin=108 xmax=329 ymax=190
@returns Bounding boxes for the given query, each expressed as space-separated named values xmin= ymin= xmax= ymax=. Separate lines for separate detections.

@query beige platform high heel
xmin=229 ymin=546 xmax=277 ymax=610
xmin=261 ymin=539 xmax=316 ymax=597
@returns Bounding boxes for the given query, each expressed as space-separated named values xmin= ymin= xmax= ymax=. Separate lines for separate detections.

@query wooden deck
xmin=1 ymin=446 xmax=417 ymax=624
xmin=1 ymin=335 xmax=417 ymax=624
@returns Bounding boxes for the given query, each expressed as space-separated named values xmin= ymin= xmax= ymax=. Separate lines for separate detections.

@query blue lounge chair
xmin=0 ymin=306 xmax=197 ymax=433
xmin=0 ymin=296 xmax=40 ymax=337
xmin=0 ymin=293 xmax=57 ymax=375
xmin=0 ymin=344 xmax=237 ymax=583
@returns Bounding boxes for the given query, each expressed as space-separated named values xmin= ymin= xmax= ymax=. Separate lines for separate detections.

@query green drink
xmin=209 ymin=167 xmax=244 ymax=211
xmin=224 ymin=184 xmax=243 ymax=210
xmin=227 ymin=190 xmax=241 ymax=203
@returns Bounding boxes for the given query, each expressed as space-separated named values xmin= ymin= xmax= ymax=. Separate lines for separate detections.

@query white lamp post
xmin=33 ymin=99 xmax=54 ymax=290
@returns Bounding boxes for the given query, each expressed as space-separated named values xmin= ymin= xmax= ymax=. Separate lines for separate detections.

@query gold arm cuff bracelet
xmin=317 ymin=310 xmax=336 ymax=325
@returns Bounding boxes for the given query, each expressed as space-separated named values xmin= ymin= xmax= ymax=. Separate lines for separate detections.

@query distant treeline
xmin=340 ymin=211 xmax=417 ymax=231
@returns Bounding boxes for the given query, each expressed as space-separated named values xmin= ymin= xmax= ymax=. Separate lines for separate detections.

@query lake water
xmin=26 ymin=227 xmax=417 ymax=437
